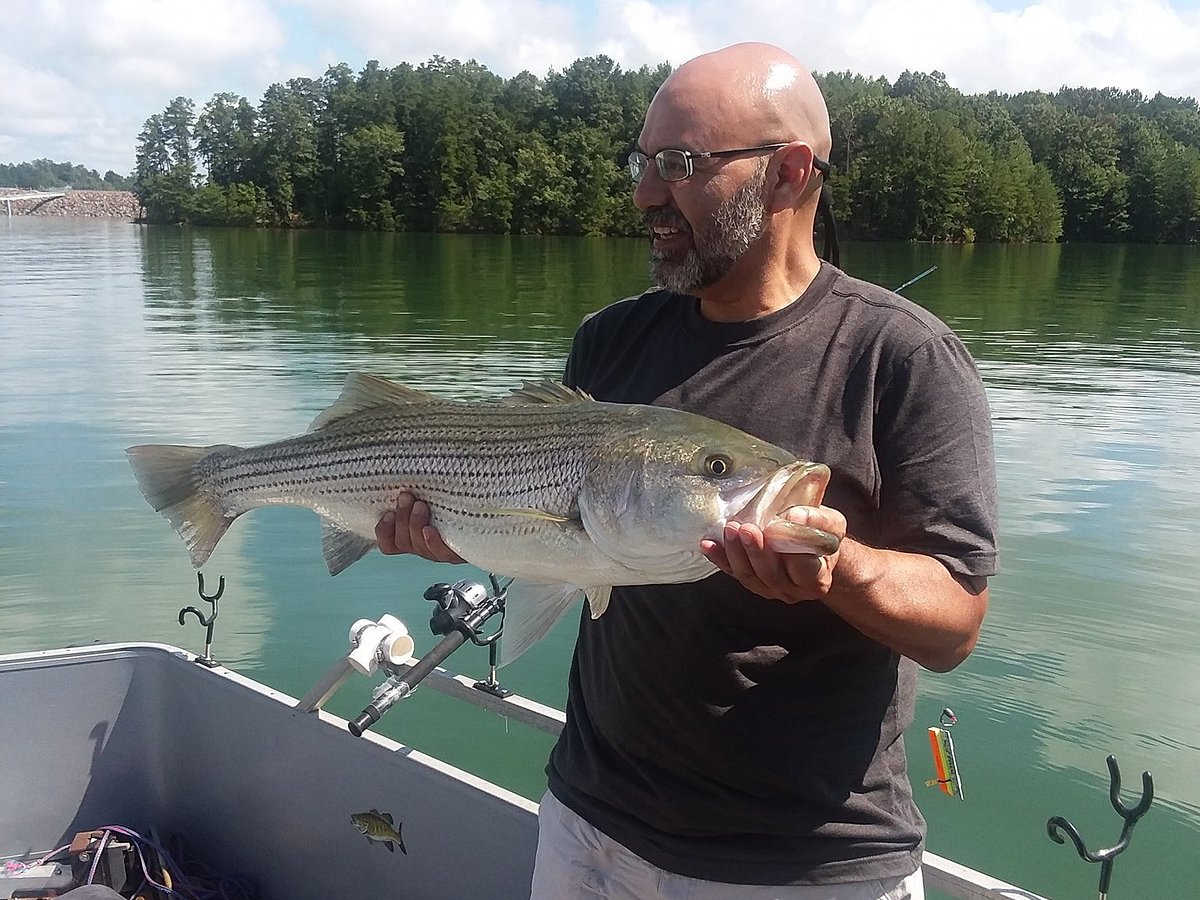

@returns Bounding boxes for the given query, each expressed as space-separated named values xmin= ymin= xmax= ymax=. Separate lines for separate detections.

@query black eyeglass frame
xmin=628 ymin=143 xmax=831 ymax=184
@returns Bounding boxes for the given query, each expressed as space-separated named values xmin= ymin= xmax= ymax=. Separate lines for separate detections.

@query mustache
xmin=643 ymin=207 xmax=691 ymax=232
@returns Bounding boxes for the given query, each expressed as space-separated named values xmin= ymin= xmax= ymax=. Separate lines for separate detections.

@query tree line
xmin=131 ymin=57 xmax=1200 ymax=243
xmin=1 ymin=159 xmax=133 ymax=191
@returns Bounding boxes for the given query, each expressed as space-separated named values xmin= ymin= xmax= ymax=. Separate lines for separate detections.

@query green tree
xmin=341 ymin=123 xmax=406 ymax=229
xmin=258 ymin=80 xmax=321 ymax=223
xmin=196 ymin=93 xmax=257 ymax=187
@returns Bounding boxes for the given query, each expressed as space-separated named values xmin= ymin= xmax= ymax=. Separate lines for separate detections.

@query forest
xmin=128 ymin=56 xmax=1200 ymax=243
xmin=1 ymin=159 xmax=132 ymax=191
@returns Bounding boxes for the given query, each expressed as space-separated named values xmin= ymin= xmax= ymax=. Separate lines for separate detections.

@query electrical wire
xmin=5 ymin=824 xmax=257 ymax=900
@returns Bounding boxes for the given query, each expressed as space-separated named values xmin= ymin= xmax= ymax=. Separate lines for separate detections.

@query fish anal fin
xmin=499 ymin=581 xmax=585 ymax=666
xmin=320 ymin=517 xmax=376 ymax=575
xmin=503 ymin=380 xmax=593 ymax=405
xmin=310 ymin=373 xmax=443 ymax=431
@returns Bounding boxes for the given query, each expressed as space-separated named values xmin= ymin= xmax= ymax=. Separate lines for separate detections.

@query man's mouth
xmin=647 ymin=216 xmax=690 ymax=250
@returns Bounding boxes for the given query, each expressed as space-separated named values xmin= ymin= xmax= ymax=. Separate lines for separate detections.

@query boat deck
xmin=1 ymin=643 xmax=1047 ymax=899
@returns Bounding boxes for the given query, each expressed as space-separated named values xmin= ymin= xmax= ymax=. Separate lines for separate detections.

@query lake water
xmin=1 ymin=217 xmax=1197 ymax=899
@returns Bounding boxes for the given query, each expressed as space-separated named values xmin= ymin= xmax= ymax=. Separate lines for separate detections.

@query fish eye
xmin=704 ymin=454 xmax=733 ymax=477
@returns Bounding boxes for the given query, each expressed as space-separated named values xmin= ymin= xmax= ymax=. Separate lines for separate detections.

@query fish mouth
xmin=724 ymin=461 xmax=831 ymax=526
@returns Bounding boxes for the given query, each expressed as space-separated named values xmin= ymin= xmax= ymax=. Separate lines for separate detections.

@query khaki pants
xmin=530 ymin=791 xmax=925 ymax=900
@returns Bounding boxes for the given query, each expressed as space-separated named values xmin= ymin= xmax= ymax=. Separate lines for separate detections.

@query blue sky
xmin=4 ymin=0 xmax=1200 ymax=176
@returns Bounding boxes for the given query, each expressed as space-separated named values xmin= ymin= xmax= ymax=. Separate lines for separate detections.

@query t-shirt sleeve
xmin=874 ymin=333 xmax=999 ymax=578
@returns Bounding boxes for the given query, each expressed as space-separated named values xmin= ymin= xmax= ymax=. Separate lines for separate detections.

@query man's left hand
xmin=701 ymin=505 xmax=847 ymax=604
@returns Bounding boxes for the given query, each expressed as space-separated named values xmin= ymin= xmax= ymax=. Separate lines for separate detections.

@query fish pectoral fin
xmin=502 ymin=380 xmax=593 ymax=405
xmin=309 ymin=373 xmax=443 ymax=431
xmin=585 ymin=586 xmax=611 ymax=619
xmin=320 ymin=518 xmax=377 ymax=575
xmin=499 ymin=581 xmax=585 ymax=667
xmin=480 ymin=506 xmax=577 ymax=525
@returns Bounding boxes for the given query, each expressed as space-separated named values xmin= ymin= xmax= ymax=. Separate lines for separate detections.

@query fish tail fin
xmin=396 ymin=822 xmax=407 ymax=856
xmin=126 ymin=444 xmax=239 ymax=567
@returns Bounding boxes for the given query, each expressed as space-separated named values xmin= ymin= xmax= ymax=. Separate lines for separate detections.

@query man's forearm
xmin=823 ymin=538 xmax=988 ymax=672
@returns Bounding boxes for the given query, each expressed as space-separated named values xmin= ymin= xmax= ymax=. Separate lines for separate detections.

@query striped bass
xmin=127 ymin=373 xmax=839 ymax=662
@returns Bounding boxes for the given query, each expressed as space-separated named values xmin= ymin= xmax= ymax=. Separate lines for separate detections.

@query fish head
xmin=580 ymin=406 xmax=812 ymax=570
xmin=350 ymin=814 xmax=371 ymax=834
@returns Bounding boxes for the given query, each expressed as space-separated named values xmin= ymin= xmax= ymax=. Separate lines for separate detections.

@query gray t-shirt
xmin=546 ymin=262 xmax=999 ymax=885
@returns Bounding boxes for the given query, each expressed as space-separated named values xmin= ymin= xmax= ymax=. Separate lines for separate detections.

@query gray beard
xmin=650 ymin=168 xmax=768 ymax=295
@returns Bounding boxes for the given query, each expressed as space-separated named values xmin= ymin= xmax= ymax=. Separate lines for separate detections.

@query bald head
xmin=645 ymin=43 xmax=831 ymax=160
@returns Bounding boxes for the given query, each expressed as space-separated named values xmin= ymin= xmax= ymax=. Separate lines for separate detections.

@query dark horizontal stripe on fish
xmin=215 ymin=451 xmax=586 ymax=504
xmin=227 ymin=441 xmax=594 ymax=475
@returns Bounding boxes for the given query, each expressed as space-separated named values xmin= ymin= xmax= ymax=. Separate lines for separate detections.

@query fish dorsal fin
xmin=310 ymin=373 xmax=441 ymax=431
xmin=503 ymin=380 xmax=593 ymax=406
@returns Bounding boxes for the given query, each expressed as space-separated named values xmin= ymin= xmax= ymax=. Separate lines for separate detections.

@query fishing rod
xmin=894 ymin=265 xmax=937 ymax=294
xmin=295 ymin=575 xmax=510 ymax=735
xmin=347 ymin=577 xmax=509 ymax=737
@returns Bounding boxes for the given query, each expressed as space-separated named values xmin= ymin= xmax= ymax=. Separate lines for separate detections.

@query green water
xmin=1 ymin=218 xmax=1197 ymax=899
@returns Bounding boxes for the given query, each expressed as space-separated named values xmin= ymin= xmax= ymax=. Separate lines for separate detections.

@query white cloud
xmin=3 ymin=0 xmax=1200 ymax=177
xmin=293 ymin=0 xmax=583 ymax=74
xmin=1 ymin=0 xmax=288 ymax=175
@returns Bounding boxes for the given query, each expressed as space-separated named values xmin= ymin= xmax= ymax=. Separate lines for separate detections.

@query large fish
xmin=127 ymin=374 xmax=839 ymax=662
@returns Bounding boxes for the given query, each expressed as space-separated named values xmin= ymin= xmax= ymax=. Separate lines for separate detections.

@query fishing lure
xmin=926 ymin=707 xmax=965 ymax=800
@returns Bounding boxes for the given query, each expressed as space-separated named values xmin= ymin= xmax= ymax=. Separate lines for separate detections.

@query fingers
xmin=703 ymin=520 xmax=834 ymax=604
xmin=375 ymin=493 xmax=466 ymax=564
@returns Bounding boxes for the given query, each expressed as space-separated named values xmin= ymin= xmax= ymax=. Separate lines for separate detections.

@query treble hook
xmin=178 ymin=572 xmax=224 ymax=666
xmin=1047 ymin=754 xmax=1154 ymax=899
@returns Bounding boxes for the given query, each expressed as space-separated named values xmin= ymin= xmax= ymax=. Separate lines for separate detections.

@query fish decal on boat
xmin=127 ymin=373 xmax=839 ymax=663
xmin=351 ymin=809 xmax=407 ymax=854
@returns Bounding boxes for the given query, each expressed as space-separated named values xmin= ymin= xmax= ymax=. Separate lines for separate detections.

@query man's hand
xmin=704 ymin=503 xmax=987 ymax=671
xmin=701 ymin=505 xmax=847 ymax=603
xmin=375 ymin=493 xmax=466 ymax=564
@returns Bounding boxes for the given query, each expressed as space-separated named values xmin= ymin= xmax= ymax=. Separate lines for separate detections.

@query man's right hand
xmin=376 ymin=493 xmax=467 ymax=563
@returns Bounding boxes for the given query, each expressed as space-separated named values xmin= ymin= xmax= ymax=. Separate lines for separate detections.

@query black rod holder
xmin=1047 ymin=754 xmax=1153 ymax=899
xmin=178 ymin=572 xmax=223 ymax=666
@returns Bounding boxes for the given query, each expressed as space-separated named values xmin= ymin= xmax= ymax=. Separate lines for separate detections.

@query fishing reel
xmin=425 ymin=577 xmax=508 ymax=647
xmin=297 ymin=576 xmax=509 ymax=736
xmin=344 ymin=576 xmax=509 ymax=736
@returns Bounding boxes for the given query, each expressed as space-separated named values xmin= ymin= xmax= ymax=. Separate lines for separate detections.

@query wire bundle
xmin=5 ymin=825 xmax=256 ymax=900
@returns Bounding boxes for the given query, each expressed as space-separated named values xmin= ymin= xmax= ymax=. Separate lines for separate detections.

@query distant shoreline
xmin=0 ymin=188 xmax=139 ymax=219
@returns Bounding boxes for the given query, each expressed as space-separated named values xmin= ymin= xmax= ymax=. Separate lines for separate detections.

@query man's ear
xmin=767 ymin=142 xmax=817 ymax=212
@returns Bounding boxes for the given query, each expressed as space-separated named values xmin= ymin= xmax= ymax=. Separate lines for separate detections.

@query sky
xmin=3 ymin=0 xmax=1200 ymax=177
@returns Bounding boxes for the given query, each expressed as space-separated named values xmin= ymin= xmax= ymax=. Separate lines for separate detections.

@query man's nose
xmin=632 ymin=166 xmax=670 ymax=211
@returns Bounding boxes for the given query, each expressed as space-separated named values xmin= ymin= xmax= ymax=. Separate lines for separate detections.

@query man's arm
xmin=701 ymin=506 xmax=987 ymax=673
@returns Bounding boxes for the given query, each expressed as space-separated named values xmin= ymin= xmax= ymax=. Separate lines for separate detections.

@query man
xmin=378 ymin=42 xmax=997 ymax=900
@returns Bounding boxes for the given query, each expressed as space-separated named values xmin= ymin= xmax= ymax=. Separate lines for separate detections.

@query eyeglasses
xmin=628 ymin=143 xmax=831 ymax=184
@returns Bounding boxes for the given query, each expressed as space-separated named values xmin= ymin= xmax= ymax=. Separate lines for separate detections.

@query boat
xmin=1 ymin=576 xmax=1049 ymax=900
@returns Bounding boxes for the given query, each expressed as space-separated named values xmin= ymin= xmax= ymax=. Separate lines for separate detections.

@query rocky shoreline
xmin=0 ymin=188 xmax=141 ymax=219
